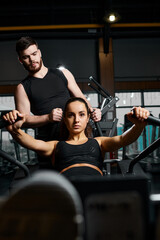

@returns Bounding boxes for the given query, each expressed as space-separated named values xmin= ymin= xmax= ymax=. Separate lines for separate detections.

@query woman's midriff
xmin=60 ymin=163 xmax=103 ymax=176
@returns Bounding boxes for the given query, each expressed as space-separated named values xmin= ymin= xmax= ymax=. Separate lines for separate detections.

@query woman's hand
xmin=127 ymin=106 xmax=150 ymax=126
xmin=3 ymin=110 xmax=25 ymax=131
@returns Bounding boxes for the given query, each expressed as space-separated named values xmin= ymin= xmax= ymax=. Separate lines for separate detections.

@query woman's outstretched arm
xmin=3 ymin=110 xmax=57 ymax=157
xmin=96 ymin=106 xmax=150 ymax=154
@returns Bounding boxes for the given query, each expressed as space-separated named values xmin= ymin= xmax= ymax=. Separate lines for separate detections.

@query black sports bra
xmin=54 ymin=138 xmax=103 ymax=174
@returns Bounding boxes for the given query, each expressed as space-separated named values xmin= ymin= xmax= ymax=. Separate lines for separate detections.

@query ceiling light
xmin=104 ymin=12 xmax=120 ymax=23
xmin=109 ymin=14 xmax=116 ymax=22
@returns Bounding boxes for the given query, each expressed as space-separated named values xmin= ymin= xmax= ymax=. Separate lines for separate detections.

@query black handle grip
xmin=146 ymin=115 xmax=160 ymax=126
xmin=132 ymin=110 xmax=160 ymax=126
xmin=0 ymin=116 xmax=22 ymax=129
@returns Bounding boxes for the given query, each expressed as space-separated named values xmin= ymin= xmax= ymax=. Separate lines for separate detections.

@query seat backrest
xmin=85 ymin=191 xmax=145 ymax=240
xmin=72 ymin=174 xmax=150 ymax=240
xmin=0 ymin=170 xmax=84 ymax=240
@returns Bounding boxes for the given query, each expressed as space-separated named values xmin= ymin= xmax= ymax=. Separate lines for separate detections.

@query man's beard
xmin=23 ymin=58 xmax=43 ymax=74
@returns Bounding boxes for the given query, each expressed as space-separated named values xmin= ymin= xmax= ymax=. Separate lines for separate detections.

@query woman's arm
xmin=96 ymin=107 xmax=150 ymax=154
xmin=3 ymin=110 xmax=57 ymax=157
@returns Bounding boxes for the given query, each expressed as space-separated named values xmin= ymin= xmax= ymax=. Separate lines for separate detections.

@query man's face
xmin=19 ymin=44 xmax=42 ymax=74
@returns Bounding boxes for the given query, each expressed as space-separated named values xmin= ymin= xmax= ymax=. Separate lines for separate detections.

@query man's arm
xmin=61 ymin=68 xmax=101 ymax=122
xmin=15 ymin=84 xmax=62 ymax=128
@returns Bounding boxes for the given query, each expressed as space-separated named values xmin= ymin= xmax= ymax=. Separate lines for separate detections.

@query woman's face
xmin=64 ymin=101 xmax=89 ymax=135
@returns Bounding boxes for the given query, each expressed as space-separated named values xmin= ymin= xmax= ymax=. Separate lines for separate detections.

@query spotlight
xmin=58 ymin=66 xmax=65 ymax=71
xmin=104 ymin=12 xmax=120 ymax=23
xmin=108 ymin=14 xmax=116 ymax=22
xmin=56 ymin=64 xmax=65 ymax=71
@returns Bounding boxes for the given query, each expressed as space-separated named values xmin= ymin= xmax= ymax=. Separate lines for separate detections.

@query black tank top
xmin=21 ymin=68 xmax=70 ymax=115
xmin=21 ymin=68 xmax=71 ymax=141
xmin=54 ymin=138 xmax=103 ymax=176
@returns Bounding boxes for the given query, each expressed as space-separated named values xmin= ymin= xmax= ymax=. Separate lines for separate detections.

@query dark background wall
xmin=113 ymin=38 xmax=160 ymax=81
xmin=1 ymin=36 xmax=160 ymax=86
xmin=0 ymin=38 xmax=98 ymax=84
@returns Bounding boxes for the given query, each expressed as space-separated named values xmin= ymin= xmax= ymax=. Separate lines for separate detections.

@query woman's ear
xmin=87 ymin=114 xmax=90 ymax=123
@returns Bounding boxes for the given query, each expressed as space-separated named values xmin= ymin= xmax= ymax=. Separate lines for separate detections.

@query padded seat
xmin=0 ymin=170 xmax=84 ymax=240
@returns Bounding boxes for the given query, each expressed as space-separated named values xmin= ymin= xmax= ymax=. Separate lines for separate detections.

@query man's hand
xmin=49 ymin=108 xmax=63 ymax=122
xmin=90 ymin=108 xmax=101 ymax=122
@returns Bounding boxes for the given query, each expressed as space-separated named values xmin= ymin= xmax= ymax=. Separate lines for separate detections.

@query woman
xmin=3 ymin=97 xmax=150 ymax=178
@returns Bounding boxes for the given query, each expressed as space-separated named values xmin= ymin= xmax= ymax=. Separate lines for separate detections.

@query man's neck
xmin=29 ymin=65 xmax=48 ymax=78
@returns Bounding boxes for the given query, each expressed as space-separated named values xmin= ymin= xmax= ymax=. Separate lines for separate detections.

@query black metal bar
xmin=109 ymin=118 xmax=118 ymax=137
xmin=95 ymin=122 xmax=103 ymax=136
xmin=89 ymin=76 xmax=112 ymax=100
xmin=127 ymin=138 xmax=160 ymax=174
xmin=101 ymin=97 xmax=119 ymax=116
xmin=0 ymin=149 xmax=30 ymax=177
xmin=88 ymin=83 xmax=107 ymax=98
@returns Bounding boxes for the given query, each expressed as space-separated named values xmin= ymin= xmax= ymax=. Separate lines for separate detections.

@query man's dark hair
xmin=16 ymin=36 xmax=38 ymax=56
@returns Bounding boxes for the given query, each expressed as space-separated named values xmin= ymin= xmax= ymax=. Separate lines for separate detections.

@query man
xmin=15 ymin=36 xmax=101 ymax=168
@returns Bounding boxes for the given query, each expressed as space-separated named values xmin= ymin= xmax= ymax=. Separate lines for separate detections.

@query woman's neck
xmin=67 ymin=133 xmax=88 ymax=143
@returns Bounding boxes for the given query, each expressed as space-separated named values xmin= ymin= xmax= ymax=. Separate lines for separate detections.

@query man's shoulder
xmin=21 ymin=75 xmax=31 ymax=84
xmin=48 ymin=68 xmax=68 ymax=84
xmin=20 ymin=76 xmax=32 ymax=97
xmin=49 ymin=68 xmax=63 ymax=75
